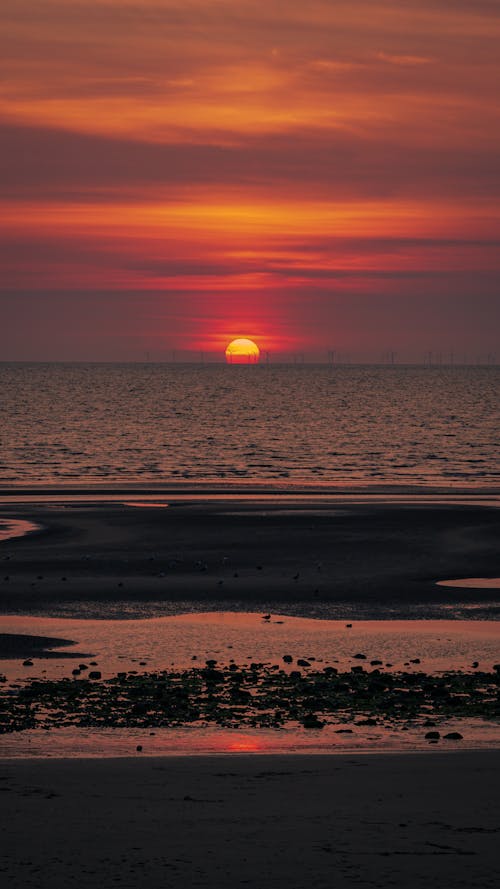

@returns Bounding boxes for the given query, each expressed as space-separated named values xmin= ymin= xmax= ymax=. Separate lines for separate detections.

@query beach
xmin=1 ymin=752 xmax=499 ymax=889
xmin=1 ymin=494 xmax=499 ymax=887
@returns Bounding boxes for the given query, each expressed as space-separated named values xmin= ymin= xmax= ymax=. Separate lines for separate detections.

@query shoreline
xmin=2 ymin=746 xmax=500 ymax=764
xmin=1 ymin=482 xmax=500 ymax=497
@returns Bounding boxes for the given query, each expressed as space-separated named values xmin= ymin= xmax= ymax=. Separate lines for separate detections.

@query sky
xmin=1 ymin=0 xmax=499 ymax=362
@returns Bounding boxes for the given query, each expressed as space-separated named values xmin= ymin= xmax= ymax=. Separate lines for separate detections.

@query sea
xmin=0 ymin=363 xmax=499 ymax=489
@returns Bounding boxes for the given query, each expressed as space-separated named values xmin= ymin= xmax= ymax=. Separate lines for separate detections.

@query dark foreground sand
xmin=1 ymin=752 xmax=499 ymax=889
xmin=1 ymin=499 xmax=499 ymax=612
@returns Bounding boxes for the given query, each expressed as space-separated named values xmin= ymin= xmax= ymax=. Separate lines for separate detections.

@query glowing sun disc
xmin=225 ymin=338 xmax=260 ymax=363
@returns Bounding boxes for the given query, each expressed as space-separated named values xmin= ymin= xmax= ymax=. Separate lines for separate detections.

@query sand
xmin=0 ymin=752 xmax=498 ymax=889
xmin=0 ymin=499 xmax=499 ymax=612
xmin=0 ymin=632 xmax=80 ymax=659
xmin=1 ymin=498 xmax=499 ymax=886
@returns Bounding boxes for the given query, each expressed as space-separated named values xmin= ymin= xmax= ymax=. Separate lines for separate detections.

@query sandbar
xmin=0 ymin=498 xmax=499 ymax=614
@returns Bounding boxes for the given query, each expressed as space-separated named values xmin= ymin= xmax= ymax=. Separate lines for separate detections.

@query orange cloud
xmin=0 ymin=1 xmax=499 ymax=358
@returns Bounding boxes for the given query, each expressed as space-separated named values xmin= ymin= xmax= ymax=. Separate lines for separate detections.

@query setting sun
xmin=225 ymin=338 xmax=260 ymax=364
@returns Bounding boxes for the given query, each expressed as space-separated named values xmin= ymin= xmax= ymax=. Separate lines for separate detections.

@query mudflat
xmin=0 ymin=499 xmax=499 ymax=611
xmin=1 ymin=752 xmax=499 ymax=889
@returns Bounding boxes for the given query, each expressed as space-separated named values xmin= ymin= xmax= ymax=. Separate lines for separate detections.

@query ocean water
xmin=0 ymin=363 xmax=498 ymax=488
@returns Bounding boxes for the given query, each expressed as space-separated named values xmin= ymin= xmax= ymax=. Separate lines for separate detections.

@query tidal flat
xmin=0 ymin=497 xmax=499 ymax=755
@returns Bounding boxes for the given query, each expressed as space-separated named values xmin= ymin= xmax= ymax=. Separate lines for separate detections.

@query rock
xmin=335 ymin=729 xmax=353 ymax=734
xmin=443 ymin=732 xmax=463 ymax=740
xmin=89 ymin=671 xmax=102 ymax=680
xmin=136 ymin=745 xmax=143 ymax=752
xmin=72 ymin=669 xmax=81 ymax=676
xmin=290 ymin=670 xmax=302 ymax=680
xmin=493 ymin=664 xmax=500 ymax=673
xmin=472 ymin=661 xmax=479 ymax=668
xmin=345 ymin=624 xmax=352 ymax=628
xmin=22 ymin=660 xmax=33 ymax=667
xmin=283 ymin=655 xmax=293 ymax=664
xmin=352 ymin=653 xmax=366 ymax=660
xmin=410 ymin=658 xmax=421 ymax=664
xmin=425 ymin=731 xmax=440 ymax=740
xmin=203 ymin=668 xmax=224 ymax=682
xmin=132 ymin=702 xmax=147 ymax=715
xmin=323 ymin=666 xmax=338 ymax=675
xmin=351 ymin=666 xmax=364 ymax=674
xmin=370 ymin=660 xmax=383 ymax=666
xmin=79 ymin=664 xmax=88 ymax=670
xmin=302 ymin=713 xmax=324 ymax=729
xmin=297 ymin=659 xmax=311 ymax=667
xmin=262 ymin=614 xmax=271 ymax=621
xmin=356 ymin=718 xmax=377 ymax=726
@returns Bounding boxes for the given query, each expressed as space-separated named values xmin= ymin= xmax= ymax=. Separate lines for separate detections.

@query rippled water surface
xmin=1 ymin=363 xmax=498 ymax=487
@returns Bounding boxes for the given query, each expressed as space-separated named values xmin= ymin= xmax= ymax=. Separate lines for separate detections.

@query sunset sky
xmin=1 ymin=0 xmax=499 ymax=361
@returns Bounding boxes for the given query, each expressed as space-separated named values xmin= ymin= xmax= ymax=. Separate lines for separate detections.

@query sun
xmin=225 ymin=338 xmax=260 ymax=364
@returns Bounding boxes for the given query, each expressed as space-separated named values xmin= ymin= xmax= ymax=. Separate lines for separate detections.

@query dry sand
xmin=0 ymin=499 xmax=499 ymax=611
xmin=1 ymin=752 xmax=499 ymax=889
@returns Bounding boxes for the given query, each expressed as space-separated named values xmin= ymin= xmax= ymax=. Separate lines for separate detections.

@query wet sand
xmin=0 ymin=499 xmax=499 ymax=612
xmin=1 ymin=499 xmax=498 ymax=885
xmin=1 ymin=752 xmax=499 ymax=889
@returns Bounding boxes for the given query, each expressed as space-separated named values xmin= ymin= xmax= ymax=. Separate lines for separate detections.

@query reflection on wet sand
xmin=1 ymin=613 xmax=499 ymax=757
xmin=437 ymin=577 xmax=500 ymax=589
xmin=0 ymin=518 xmax=40 ymax=544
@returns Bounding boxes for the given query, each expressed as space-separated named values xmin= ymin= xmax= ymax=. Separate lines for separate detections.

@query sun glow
xmin=225 ymin=338 xmax=260 ymax=364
